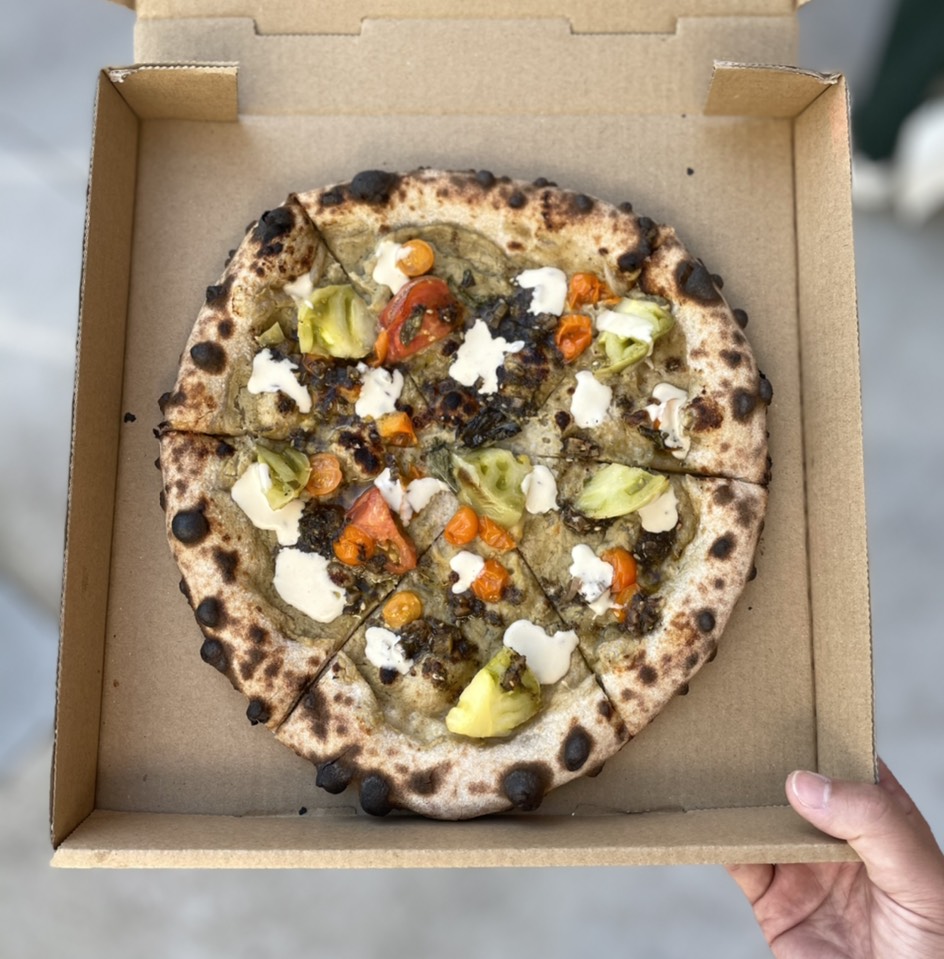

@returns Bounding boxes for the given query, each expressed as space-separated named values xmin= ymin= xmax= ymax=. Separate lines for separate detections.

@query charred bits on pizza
xmin=158 ymin=168 xmax=769 ymax=820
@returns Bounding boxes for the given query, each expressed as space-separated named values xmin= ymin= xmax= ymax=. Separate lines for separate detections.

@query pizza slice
xmin=274 ymin=534 xmax=628 ymax=818
xmin=512 ymin=458 xmax=766 ymax=735
xmin=160 ymin=430 xmax=457 ymax=727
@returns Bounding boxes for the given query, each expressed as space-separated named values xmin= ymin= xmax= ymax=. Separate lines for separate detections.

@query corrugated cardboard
xmin=52 ymin=5 xmax=873 ymax=867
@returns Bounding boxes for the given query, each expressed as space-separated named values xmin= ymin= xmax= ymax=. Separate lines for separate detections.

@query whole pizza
xmin=158 ymin=168 xmax=771 ymax=819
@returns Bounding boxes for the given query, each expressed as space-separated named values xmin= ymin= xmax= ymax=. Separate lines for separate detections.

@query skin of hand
xmin=727 ymin=761 xmax=944 ymax=958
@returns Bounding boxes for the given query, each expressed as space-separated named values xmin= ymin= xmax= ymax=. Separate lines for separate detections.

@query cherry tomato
xmin=380 ymin=277 xmax=462 ymax=362
xmin=346 ymin=487 xmax=417 ymax=574
xmin=554 ymin=313 xmax=594 ymax=363
xmin=471 ymin=558 xmax=510 ymax=604
xmin=444 ymin=506 xmax=479 ymax=546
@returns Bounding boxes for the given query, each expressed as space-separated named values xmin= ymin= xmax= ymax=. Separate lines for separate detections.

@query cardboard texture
xmin=53 ymin=7 xmax=874 ymax=868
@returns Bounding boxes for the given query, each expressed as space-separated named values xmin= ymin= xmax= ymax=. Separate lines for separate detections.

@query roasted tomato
xmin=380 ymin=276 xmax=462 ymax=362
xmin=346 ymin=487 xmax=418 ymax=574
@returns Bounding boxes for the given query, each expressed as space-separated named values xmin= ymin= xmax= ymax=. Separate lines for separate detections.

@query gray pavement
xmin=3 ymin=1 xmax=943 ymax=957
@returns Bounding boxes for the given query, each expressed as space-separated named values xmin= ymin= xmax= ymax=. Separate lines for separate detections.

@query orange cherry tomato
xmin=346 ymin=487 xmax=417 ymax=574
xmin=382 ymin=591 xmax=424 ymax=629
xmin=554 ymin=313 xmax=594 ymax=363
xmin=333 ymin=525 xmax=376 ymax=566
xmin=612 ymin=584 xmax=640 ymax=623
xmin=369 ymin=328 xmax=389 ymax=367
xmin=471 ymin=558 xmax=510 ymax=604
xmin=566 ymin=272 xmax=618 ymax=310
xmin=396 ymin=239 xmax=435 ymax=277
xmin=601 ymin=547 xmax=637 ymax=593
xmin=444 ymin=506 xmax=479 ymax=546
xmin=376 ymin=411 xmax=417 ymax=447
xmin=306 ymin=452 xmax=343 ymax=497
xmin=477 ymin=516 xmax=516 ymax=552
xmin=380 ymin=277 xmax=462 ymax=362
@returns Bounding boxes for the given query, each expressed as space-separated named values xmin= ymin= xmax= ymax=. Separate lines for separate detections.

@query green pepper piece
xmin=574 ymin=464 xmax=669 ymax=519
xmin=255 ymin=445 xmax=311 ymax=510
xmin=255 ymin=321 xmax=286 ymax=347
xmin=597 ymin=297 xmax=674 ymax=373
xmin=451 ymin=448 xmax=530 ymax=529
xmin=445 ymin=648 xmax=541 ymax=738
xmin=297 ymin=284 xmax=375 ymax=359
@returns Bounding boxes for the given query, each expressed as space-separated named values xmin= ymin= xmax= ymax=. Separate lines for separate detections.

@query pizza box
xmin=51 ymin=0 xmax=874 ymax=867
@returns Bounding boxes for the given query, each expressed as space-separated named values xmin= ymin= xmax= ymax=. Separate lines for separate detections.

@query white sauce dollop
xmin=231 ymin=462 xmax=303 ymax=546
xmin=355 ymin=365 xmax=404 ymax=419
xmin=449 ymin=550 xmax=486 ymax=593
xmin=283 ymin=269 xmax=316 ymax=306
xmin=449 ymin=319 xmax=524 ymax=395
xmin=571 ymin=370 xmax=612 ymax=428
xmin=568 ymin=544 xmax=613 ymax=603
xmin=273 ymin=548 xmax=347 ymax=623
xmin=516 ymin=267 xmax=567 ymax=316
xmin=247 ymin=349 xmax=312 ymax=413
xmin=373 ymin=468 xmax=450 ymax=524
xmin=645 ymin=383 xmax=691 ymax=460
xmin=365 ymin=626 xmax=414 ymax=675
xmin=371 ymin=239 xmax=409 ymax=295
xmin=637 ymin=487 xmax=679 ymax=533
xmin=595 ymin=308 xmax=657 ymax=347
xmin=521 ymin=464 xmax=559 ymax=514
xmin=503 ymin=620 xmax=578 ymax=685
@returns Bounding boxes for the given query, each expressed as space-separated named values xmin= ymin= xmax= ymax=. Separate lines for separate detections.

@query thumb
xmin=787 ymin=764 xmax=944 ymax=903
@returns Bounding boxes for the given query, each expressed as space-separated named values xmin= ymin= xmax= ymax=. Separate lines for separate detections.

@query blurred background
xmin=2 ymin=1 xmax=942 ymax=956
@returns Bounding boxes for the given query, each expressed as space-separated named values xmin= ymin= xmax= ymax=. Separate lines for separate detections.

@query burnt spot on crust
xmin=252 ymin=206 xmax=294 ymax=251
xmin=758 ymin=371 xmax=774 ymax=405
xmin=572 ymin=193 xmax=594 ymax=214
xmin=561 ymin=726 xmax=593 ymax=772
xmin=199 ymin=637 xmax=228 ymax=672
xmin=171 ymin=508 xmax=209 ymax=545
xmin=676 ymin=260 xmax=722 ymax=304
xmin=502 ymin=763 xmax=550 ymax=811
xmin=217 ymin=318 xmax=234 ymax=340
xmin=474 ymin=169 xmax=496 ymax=188
xmin=616 ymin=247 xmax=647 ymax=273
xmin=689 ymin=395 xmax=724 ymax=432
xmin=732 ymin=308 xmax=749 ymax=329
xmin=732 ymin=389 xmax=758 ymax=421
xmin=212 ymin=548 xmax=239 ymax=584
xmin=637 ymin=663 xmax=658 ymax=686
xmin=697 ymin=609 xmax=717 ymax=633
xmin=205 ymin=279 xmax=232 ymax=305
xmin=301 ymin=687 xmax=330 ymax=741
xmin=720 ymin=349 xmax=743 ymax=369
xmin=507 ymin=189 xmax=527 ymax=209
xmin=338 ymin=430 xmax=383 ymax=476
xmin=246 ymin=698 xmax=270 ymax=726
xmin=316 ymin=759 xmax=354 ymax=794
xmin=408 ymin=768 xmax=442 ymax=796
xmin=713 ymin=483 xmax=735 ymax=506
xmin=597 ymin=698 xmax=613 ymax=720
xmin=190 ymin=341 xmax=227 ymax=374
xmin=685 ymin=651 xmax=701 ymax=671
xmin=349 ymin=169 xmax=400 ymax=204
xmin=319 ymin=187 xmax=345 ymax=207
xmin=709 ymin=535 xmax=735 ymax=560
xmin=195 ymin=596 xmax=224 ymax=628
xmin=359 ymin=773 xmax=393 ymax=816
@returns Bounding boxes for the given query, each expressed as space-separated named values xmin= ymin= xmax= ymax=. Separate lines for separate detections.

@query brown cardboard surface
xmin=55 ymin=10 xmax=873 ymax=865
xmin=127 ymin=0 xmax=801 ymax=36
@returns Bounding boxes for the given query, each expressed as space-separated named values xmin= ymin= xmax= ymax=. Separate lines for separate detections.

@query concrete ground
xmin=3 ymin=1 xmax=943 ymax=956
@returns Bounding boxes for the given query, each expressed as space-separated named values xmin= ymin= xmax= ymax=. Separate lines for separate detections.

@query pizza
xmin=158 ymin=168 xmax=770 ymax=819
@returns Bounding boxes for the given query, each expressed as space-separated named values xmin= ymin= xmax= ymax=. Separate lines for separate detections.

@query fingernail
xmin=790 ymin=771 xmax=832 ymax=809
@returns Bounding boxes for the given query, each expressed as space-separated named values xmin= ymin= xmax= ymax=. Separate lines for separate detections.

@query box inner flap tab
xmin=705 ymin=62 xmax=839 ymax=118
xmin=107 ymin=64 xmax=239 ymax=121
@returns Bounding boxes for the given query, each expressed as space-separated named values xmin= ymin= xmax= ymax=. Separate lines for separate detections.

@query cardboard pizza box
xmin=51 ymin=0 xmax=874 ymax=867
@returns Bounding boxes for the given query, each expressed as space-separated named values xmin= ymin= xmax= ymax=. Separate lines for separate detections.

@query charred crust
xmin=572 ymin=193 xmax=594 ymax=214
xmin=597 ymin=698 xmax=614 ymax=720
xmin=301 ymin=686 xmax=330 ymax=740
xmin=252 ymin=206 xmax=294 ymax=250
xmin=320 ymin=188 xmax=345 ymax=207
xmin=349 ymin=169 xmax=400 ymax=204
xmin=689 ymin=395 xmax=724 ymax=432
xmin=212 ymin=547 xmax=239 ymax=583
xmin=474 ymin=169 xmax=496 ymax=188
xmin=502 ymin=764 xmax=550 ymax=811
xmin=720 ymin=349 xmax=743 ymax=369
xmin=216 ymin=440 xmax=235 ymax=458
xmin=712 ymin=483 xmax=735 ymax=506
xmin=637 ymin=663 xmax=658 ymax=686
xmin=618 ymin=200 xmax=634 ymax=213
xmin=758 ymin=371 xmax=774 ymax=405
xmin=696 ymin=609 xmax=716 ymax=633
xmin=195 ymin=596 xmax=223 ymax=628
xmin=171 ymin=508 xmax=209 ymax=545
xmin=507 ymin=190 xmax=527 ymax=209
xmin=709 ymin=535 xmax=735 ymax=560
xmin=199 ymin=637 xmax=228 ymax=672
xmin=246 ymin=698 xmax=270 ymax=726
xmin=316 ymin=759 xmax=353 ymax=794
xmin=217 ymin=318 xmax=234 ymax=339
xmin=189 ymin=340 xmax=227 ymax=374
xmin=561 ymin=726 xmax=593 ymax=772
xmin=676 ymin=260 xmax=722 ymax=303
xmin=732 ymin=389 xmax=758 ymax=421
xmin=407 ymin=768 xmax=441 ymax=796
xmin=554 ymin=410 xmax=572 ymax=430
xmin=616 ymin=248 xmax=646 ymax=273
xmin=732 ymin=308 xmax=749 ymax=329
xmin=205 ymin=279 xmax=231 ymax=304
xmin=359 ymin=773 xmax=393 ymax=816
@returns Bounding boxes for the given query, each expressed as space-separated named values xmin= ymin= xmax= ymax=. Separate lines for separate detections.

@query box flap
xmin=123 ymin=1 xmax=803 ymax=35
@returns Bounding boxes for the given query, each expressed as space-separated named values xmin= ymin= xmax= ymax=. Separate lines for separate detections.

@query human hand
xmin=727 ymin=761 xmax=944 ymax=958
